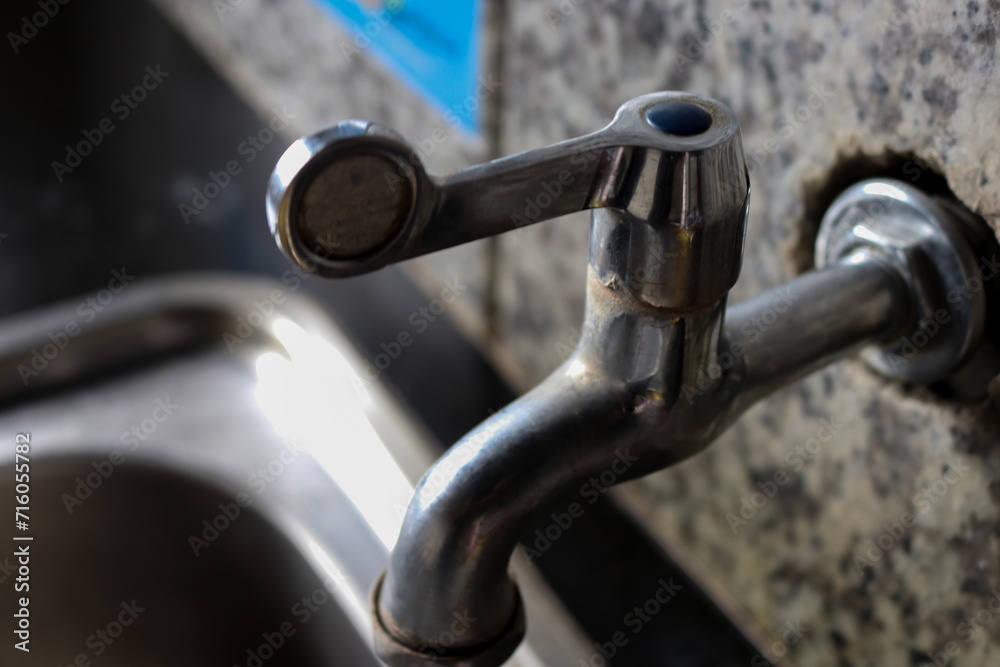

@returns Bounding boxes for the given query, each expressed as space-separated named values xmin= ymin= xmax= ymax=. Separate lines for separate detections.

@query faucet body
xmin=266 ymin=92 xmax=991 ymax=666
xmin=377 ymin=238 xmax=908 ymax=661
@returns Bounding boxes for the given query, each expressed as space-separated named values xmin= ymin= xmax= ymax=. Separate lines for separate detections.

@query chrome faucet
xmin=266 ymin=92 xmax=992 ymax=666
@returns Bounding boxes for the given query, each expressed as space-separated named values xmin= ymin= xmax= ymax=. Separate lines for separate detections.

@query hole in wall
xmin=796 ymin=151 xmax=1000 ymax=402
xmin=794 ymin=151 xmax=955 ymax=273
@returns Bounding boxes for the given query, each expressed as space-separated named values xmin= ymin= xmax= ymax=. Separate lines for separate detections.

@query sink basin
xmin=0 ymin=276 xmax=588 ymax=667
xmin=0 ymin=278 xmax=388 ymax=667
xmin=6 ymin=457 xmax=374 ymax=667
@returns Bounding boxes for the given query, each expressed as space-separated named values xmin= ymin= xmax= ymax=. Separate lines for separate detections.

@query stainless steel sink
xmin=5 ymin=457 xmax=375 ymax=666
xmin=0 ymin=276 xmax=588 ymax=666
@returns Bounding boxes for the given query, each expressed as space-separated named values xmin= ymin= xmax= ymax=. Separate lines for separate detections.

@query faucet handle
xmin=267 ymin=92 xmax=749 ymax=307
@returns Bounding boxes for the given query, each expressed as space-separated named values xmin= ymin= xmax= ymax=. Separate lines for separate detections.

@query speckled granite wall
xmin=497 ymin=2 xmax=1000 ymax=666
xmin=151 ymin=1 xmax=1000 ymax=664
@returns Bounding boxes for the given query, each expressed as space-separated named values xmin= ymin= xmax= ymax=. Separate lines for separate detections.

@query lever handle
xmin=267 ymin=92 xmax=750 ymax=308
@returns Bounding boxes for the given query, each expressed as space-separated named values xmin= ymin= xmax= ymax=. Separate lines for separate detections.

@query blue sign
xmin=315 ymin=0 xmax=484 ymax=135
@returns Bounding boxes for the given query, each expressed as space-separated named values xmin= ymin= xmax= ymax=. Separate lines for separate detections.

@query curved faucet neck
xmin=376 ymin=258 xmax=744 ymax=654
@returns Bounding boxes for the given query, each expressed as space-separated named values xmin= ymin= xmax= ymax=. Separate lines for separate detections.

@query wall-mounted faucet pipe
xmin=267 ymin=92 xmax=989 ymax=666
xmin=728 ymin=253 xmax=910 ymax=411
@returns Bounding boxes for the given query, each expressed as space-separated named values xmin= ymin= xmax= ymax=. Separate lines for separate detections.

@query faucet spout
xmin=375 ymin=359 xmax=635 ymax=656
xmin=373 ymin=267 xmax=746 ymax=664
